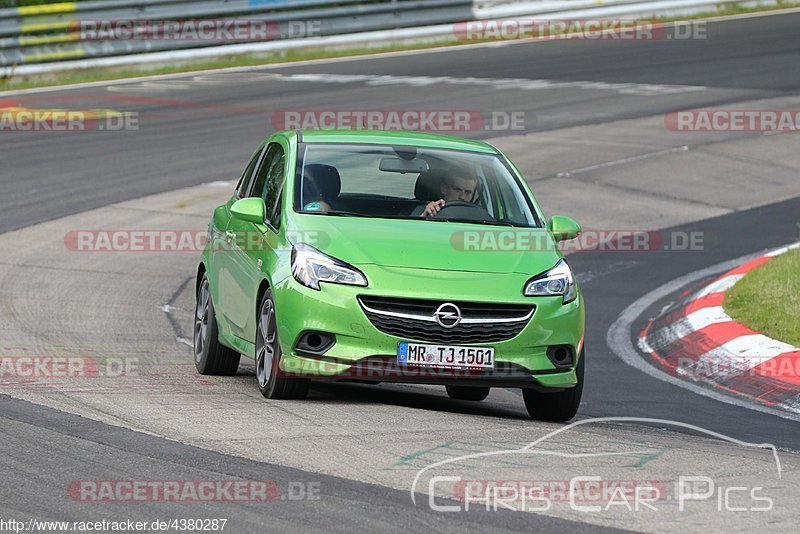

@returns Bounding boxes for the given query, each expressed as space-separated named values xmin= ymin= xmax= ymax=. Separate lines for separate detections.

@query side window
xmin=252 ymin=143 xmax=286 ymax=228
xmin=236 ymin=146 xmax=265 ymax=198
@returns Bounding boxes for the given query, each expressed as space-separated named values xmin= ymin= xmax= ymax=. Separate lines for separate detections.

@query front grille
xmin=358 ymin=296 xmax=534 ymax=344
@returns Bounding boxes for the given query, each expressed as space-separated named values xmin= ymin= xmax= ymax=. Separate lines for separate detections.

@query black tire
xmin=255 ymin=288 xmax=309 ymax=399
xmin=523 ymin=350 xmax=584 ymax=422
xmin=194 ymin=274 xmax=240 ymax=375
xmin=446 ymin=385 xmax=490 ymax=401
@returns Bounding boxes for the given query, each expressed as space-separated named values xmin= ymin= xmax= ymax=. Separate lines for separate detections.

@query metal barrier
xmin=0 ymin=0 xmax=475 ymax=67
xmin=0 ymin=0 xmax=767 ymax=73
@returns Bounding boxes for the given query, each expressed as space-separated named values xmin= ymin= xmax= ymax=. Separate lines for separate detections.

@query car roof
xmin=277 ymin=129 xmax=500 ymax=155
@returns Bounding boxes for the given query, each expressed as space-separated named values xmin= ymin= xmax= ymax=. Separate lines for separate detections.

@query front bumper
xmin=271 ymin=265 xmax=584 ymax=390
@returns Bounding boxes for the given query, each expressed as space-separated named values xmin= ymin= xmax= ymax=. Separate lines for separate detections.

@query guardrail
xmin=0 ymin=0 xmax=774 ymax=75
xmin=0 ymin=0 xmax=474 ymax=67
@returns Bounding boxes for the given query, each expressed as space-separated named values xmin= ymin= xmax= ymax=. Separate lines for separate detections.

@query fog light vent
xmin=295 ymin=331 xmax=335 ymax=356
xmin=546 ymin=345 xmax=574 ymax=368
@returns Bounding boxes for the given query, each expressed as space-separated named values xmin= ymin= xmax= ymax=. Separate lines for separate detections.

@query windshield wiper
xmin=303 ymin=210 xmax=366 ymax=217
xmin=427 ymin=217 xmax=517 ymax=227
xmin=496 ymin=218 xmax=538 ymax=228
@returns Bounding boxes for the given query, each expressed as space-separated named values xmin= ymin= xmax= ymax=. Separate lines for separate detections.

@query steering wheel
xmin=432 ymin=200 xmax=493 ymax=220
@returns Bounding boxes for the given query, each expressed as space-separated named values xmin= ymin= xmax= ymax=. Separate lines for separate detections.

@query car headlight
xmin=291 ymin=243 xmax=367 ymax=291
xmin=523 ymin=259 xmax=577 ymax=304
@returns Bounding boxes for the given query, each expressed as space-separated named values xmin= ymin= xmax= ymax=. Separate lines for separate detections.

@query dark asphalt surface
xmin=1 ymin=10 xmax=799 ymax=532
xmin=575 ymin=195 xmax=800 ymax=451
xmin=2 ymin=11 xmax=799 ymax=234
xmin=0 ymin=395 xmax=621 ymax=532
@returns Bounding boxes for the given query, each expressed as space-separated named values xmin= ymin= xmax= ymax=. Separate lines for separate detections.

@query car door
xmin=219 ymin=142 xmax=286 ymax=342
xmin=208 ymin=144 xmax=264 ymax=321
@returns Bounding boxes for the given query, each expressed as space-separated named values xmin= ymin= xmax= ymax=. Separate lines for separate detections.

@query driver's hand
xmin=421 ymin=199 xmax=446 ymax=217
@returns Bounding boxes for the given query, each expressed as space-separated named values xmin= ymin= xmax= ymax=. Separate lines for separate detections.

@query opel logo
xmin=434 ymin=302 xmax=461 ymax=329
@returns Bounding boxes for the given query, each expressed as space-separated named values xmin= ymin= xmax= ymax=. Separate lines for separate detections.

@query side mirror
xmin=547 ymin=215 xmax=581 ymax=242
xmin=231 ymin=197 xmax=266 ymax=224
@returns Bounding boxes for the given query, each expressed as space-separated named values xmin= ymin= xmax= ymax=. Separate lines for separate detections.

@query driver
xmin=420 ymin=170 xmax=478 ymax=217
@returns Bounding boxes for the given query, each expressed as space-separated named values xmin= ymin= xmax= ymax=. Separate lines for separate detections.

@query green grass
xmin=1 ymin=2 xmax=799 ymax=92
xmin=724 ymin=248 xmax=800 ymax=346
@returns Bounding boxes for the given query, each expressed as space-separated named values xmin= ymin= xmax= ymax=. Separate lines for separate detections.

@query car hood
xmin=286 ymin=215 xmax=562 ymax=275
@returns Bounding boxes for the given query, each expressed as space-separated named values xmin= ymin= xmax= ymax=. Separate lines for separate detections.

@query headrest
xmin=303 ymin=164 xmax=341 ymax=202
xmin=414 ymin=170 xmax=446 ymax=201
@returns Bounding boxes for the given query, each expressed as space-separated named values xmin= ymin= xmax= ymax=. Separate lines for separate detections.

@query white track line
xmin=648 ymin=305 xmax=732 ymax=350
xmin=556 ymin=146 xmax=690 ymax=178
xmin=695 ymin=335 xmax=798 ymax=377
xmin=693 ymin=274 xmax=743 ymax=298
xmin=269 ymin=73 xmax=705 ymax=95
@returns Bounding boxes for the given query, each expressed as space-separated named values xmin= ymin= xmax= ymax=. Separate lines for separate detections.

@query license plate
xmin=397 ymin=342 xmax=495 ymax=369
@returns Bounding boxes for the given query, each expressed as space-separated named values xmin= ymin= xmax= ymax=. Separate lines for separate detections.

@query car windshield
xmin=294 ymin=143 xmax=540 ymax=227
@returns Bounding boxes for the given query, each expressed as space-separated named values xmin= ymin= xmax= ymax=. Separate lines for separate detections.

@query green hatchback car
xmin=194 ymin=130 xmax=585 ymax=421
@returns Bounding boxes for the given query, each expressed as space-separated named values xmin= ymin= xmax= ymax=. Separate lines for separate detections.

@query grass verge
xmin=1 ymin=2 xmax=799 ymax=92
xmin=724 ymin=248 xmax=800 ymax=346
xmin=0 ymin=41 xmax=453 ymax=92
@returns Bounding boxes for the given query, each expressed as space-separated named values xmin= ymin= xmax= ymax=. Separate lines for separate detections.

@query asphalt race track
xmin=1 ymin=10 xmax=800 ymax=532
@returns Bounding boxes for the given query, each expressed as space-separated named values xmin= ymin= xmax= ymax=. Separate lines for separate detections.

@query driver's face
xmin=441 ymin=176 xmax=477 ymax=202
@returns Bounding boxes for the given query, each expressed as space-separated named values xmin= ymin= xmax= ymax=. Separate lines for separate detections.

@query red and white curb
xmin=638 ymin=243 xmax=800 ymax=413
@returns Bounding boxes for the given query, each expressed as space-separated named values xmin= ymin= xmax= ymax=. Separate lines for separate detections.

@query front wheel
xmin=522 ymin=350 xmax=584 ymax=422
xmin=255 ymin=289 xmax=309 ymax=399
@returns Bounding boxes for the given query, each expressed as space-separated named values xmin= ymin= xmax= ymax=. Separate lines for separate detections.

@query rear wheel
xmin=523 ymin=350 xmax=584 ymax=422
xmin=194 ymin=274 xmax=240 ymax=375
xmin=255 ymin=288 xmax=309 ymax=399
xmin=446 ymin=385 xmax=490 ymax=401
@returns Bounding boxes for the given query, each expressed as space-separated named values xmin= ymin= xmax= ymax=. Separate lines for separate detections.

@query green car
xmin=194 ymin=130 xmax=585 ymax=421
